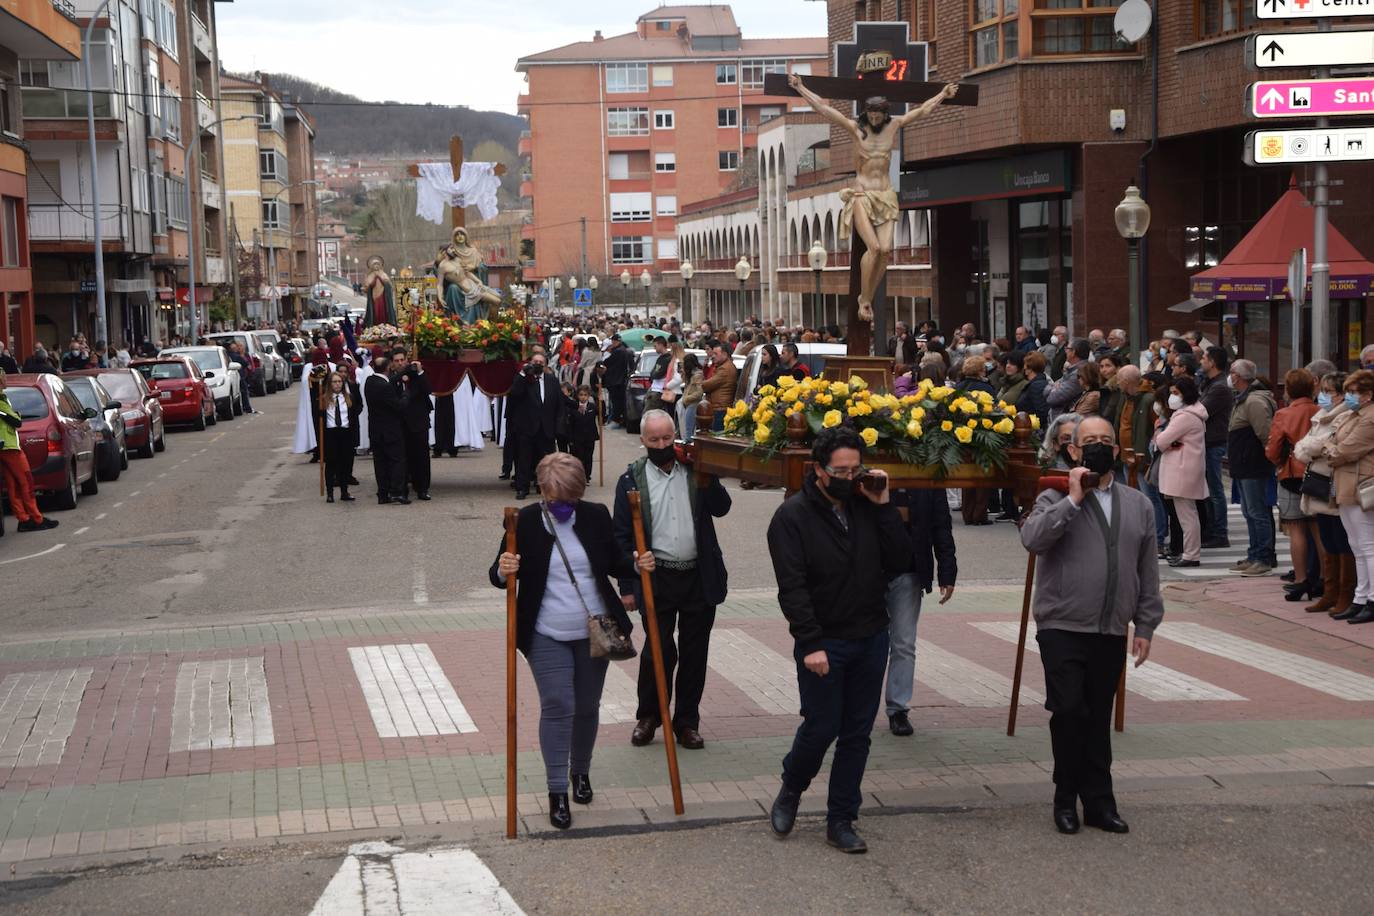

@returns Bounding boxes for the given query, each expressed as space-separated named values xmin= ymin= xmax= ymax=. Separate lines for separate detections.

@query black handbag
xmin=1299 ymin=467 xmax=1333 ymax=501
xmin=543 ymin=507 xmax=637 ymax=661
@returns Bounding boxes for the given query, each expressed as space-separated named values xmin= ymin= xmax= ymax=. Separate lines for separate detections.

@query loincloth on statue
xmin=838 ymin=187 xmax=900 ymax=240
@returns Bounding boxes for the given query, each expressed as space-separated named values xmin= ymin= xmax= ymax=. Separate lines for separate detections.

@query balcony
xmin=201 ymin=175 xmax=222 ymax=210
xmin=191 ymin=12 xmax=213 ymax=60
xmin=203 ymin=255 xmax=226 ymax=284
xmin=28 ymin=203 xmax=125 ymax=243
xmin=517 ymin=94 xmax=531 ymax=116
xmin=196 ymin=94 xmax=215 ymax=132
xmin=518 ymin=131 xmax=531 ymax=156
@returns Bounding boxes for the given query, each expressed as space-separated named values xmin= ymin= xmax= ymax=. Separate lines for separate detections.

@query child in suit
xmin=556 ymin=381 xmax=576 ymax=454
xmin=570 ymin=384 xmax=600 ymax=483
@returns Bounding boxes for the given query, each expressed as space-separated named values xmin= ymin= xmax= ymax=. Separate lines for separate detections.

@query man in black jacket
xmin=883 ymin=487 xmax=957 ymax=736
xmin=364 ymin=355 xmax=409 ymax=505
xmin=392 ymin=349 xmax=433 ymax=501
xmin=597 ymin=336 xmax=632 ymax=428
xmin=1199 ymin=346 xmax=1233 ymax=547
xmin=507 ymin=352 xmax=562 ymax=499
xmin=765 ymin=426 xmax=912 ymax=854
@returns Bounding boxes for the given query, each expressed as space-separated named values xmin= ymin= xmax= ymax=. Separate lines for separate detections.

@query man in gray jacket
xmin=1020 ymin=416 xmax=1163 ymax=836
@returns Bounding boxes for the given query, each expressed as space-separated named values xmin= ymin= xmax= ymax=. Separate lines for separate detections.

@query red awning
xmin=1190 ymin=176 xmax=1374 ymax=301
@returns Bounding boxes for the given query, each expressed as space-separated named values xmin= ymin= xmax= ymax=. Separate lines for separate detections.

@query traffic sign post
xmin=1251 ymin=30 xmax=1374 ymax=68
xmin=1248 ymin=76 xmax=1374 ymax=117
xmin=573 ymin=288 xmax=593 ymax=308
xmin=1257 ymin=0 xmax=1374 ymax=20
xmin=1245 ymin=127 xmax=1374 ymax=164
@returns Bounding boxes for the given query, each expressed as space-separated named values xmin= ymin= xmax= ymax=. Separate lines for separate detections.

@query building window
xmin=0 ymin=81 xmax=13 ymax=135
xmin=719 ymin=150 xmax=739 ymax=171
xmin=651 ymin=20 xmax=675 ymax=31
xmin=257 ymin=96 xmax=284 ymax=133
xmin=609 ymin=153 xmax=630 ymax=180
xmin=607 ymin=107 xmax=650 ymax=136
xmin=610 ymin=192 xmax=653 ymax=223
xmin=654 ymin=110 xmax=675 ymax=130
xmin=606 ymin=63 xmax=648 ymax=93
xmin=716 ymin=64 xmax=737 ymax=85
xmin=654 ymin=152 xmax=676 ymax=172
xmin=1184 ymin=225 xmax=1221 ymax=269
xmin=656 ymin=195 xmax=678 ymax=216
xmin=18 ymin=30 xmax=115 ymax=118
xmin=166 ymin=176 xmax=188 ymax=228
xmin=717 ymin=107 xmax=738 ymax=128
xmin=260 ymin=150 xmax=288 ymax=181
xmin=741 ymin=59 xmax=787 ymax=89
xmin=652 ymin=65 xmax=674 ymax=87
xmin=1031 ymin=0 xmax=1132 ymax=56
xmin=611 ymin=236 xmax=653 ymax=264
xmin=262 ymin=200 xmax=283 ymax=230
xmin=1 ymin=197 xmax=21 ymax=268
xmin=658 ymin=238 xmax=679 ymax=260
xmin=971 ymin=0 xmax=1021 ymax=68
xmin=1196 ymin=0 xmax=1258 ymax=38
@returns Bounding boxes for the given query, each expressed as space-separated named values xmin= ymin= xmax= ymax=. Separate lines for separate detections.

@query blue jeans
xmin=883 ymin=573 xmax=924 ymax=715
xmin=1140 ymin=478 xmax=1169 ymax=548
xmin=1236 ymin=475 xmax=1277 ymax=566
xmin=1204 ymin=446 xmax=1228 ymax=540
xmin=781 ymin=629 xmax=889 ymax=825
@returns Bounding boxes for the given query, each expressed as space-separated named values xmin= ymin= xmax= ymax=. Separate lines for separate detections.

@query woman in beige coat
xmin=1323 ymin=369 xmax=1374 ymax=624
xmin=1293 ymin=371 xmax=1352 ymax=614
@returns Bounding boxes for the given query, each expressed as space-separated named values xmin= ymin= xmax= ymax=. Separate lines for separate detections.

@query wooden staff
xmin=597 ymin=388 xmax=605 ymax=488
xmin=318 ymin=412 xmax=326 ymax=497
xmin=627 ymin=491 xmax=685 ymax=815
xmin=1007 ymin=550 xmax=1036 ymax=737
xmin=503 ymin=507 xmax=518 ymax=839
xmin=1117 ymin=450 xmax=1138 ymax=734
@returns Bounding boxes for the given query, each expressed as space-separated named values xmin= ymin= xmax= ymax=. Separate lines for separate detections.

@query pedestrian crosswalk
xmin=1161 ymin=504 xmax=1291 ymax=579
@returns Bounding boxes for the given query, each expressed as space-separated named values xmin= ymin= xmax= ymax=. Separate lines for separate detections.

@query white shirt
xmin=644 ymin=461 xmax=697 ymax=563
xmin=324 ymin=393 xmax=351 ymax=429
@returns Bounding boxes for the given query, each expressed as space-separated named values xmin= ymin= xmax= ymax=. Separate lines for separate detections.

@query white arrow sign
xmin=1253 ymin=30 xmax=1374 ymax=67
xmin=1258 ymin=0 xmax=1374 ymax=20
xmin=1260 ymin=87 xmax=1286 ymax=110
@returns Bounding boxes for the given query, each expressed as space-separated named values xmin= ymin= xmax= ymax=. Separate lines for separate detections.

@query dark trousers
xmin=322 ymin=427 xmax=355 ymax=492
xmin=514 ymin=433 xmax=553 ymax=492
xmin=572 ymin=441 xmax=595 ymax=480
xmin=1036 ymin=629 xmax=1127 ymax=815
xmin=370 ymin=432 xmax=406 ymax=498
xmin=432 ymin=394 xmax=456 ymax=455
xmin=403 ymin=428 xmax=430 ymax=494
xmin=961 ymin=487 xmax=989 ymax=524
xmin=607 ymin=384 xmax=627 ymax=423
xmin=635 ymin=568 xmax=714 ymax=730
xmin=1318 ymin=512 xmax=1353 ymax=555
xmin=781 ymin=629 xmax=888 ymax=824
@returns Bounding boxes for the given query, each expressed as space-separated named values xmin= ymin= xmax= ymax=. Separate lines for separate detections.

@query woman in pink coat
xmin=1153 ymin=375 xmax=1209 ymax=568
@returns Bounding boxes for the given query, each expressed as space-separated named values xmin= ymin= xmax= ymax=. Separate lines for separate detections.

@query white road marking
xmin=157 ymin=473 xmax=166 ymax=479
xmin=168 ymin=657 xmax=275 ymax=753
xmin=94 ymin=513 xmax=106 ymax=521
xmin=73 ymin=527 xmax=89 ymax=536
xmin=111 ymin=502 xmax=123 ymax=509
xmin=129 ymin=490 xmax=141 ymax=497
xmin=412 ymin=567 xmax=428 ymax=606
xmin=0 ymin=667 xmax=93 ymax=768
xmin=349 ymin=644 xmax=477 ymax=738
xmin=913 ymin=640 xmax=1045 ymax=707
xmin=0 ymin=544 xmax=65 ymax=566
xmin=1163 ymin=622 xmax=1374 ymax=700
xmin=707 ymin=629 xmax=798 ymax=716
xmin=974 ymin=622 xmax=1245 ymax=702
xmin=211 ymin=432 xmax=226 ymax=442
xmin=310 ymin=842 xmax=524 ymax=915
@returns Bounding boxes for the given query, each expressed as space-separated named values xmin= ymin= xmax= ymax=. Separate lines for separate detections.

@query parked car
xmin=280 ymin=338 xmax=308 ymax=379
xmin=91 ymin=368 xmax=164 ymax=458
xmin=132 ymin=357 xmax=216 ymax=431
xmin=1 ymin=374 xmax=98 ymax=510
xmin=161 ymin=346 xmax=241 ymax=419
xmin=300 ymin=318 xmax=334 ymax=338
xmin=733 ymin=343 xmax=849 ymax=403
xmin=204 ymin=332 xmax=271 ymax=397
xmin=251 ymin=331 xmax=291 ymax=391
xmin=62 ymin=375 xmax=128 ymax=481
xmin=625 ymin=348 xmax=706 ymax=435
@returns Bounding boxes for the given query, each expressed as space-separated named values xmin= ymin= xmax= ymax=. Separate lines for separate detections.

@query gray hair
xmin=1040 ymin=412 xmax=1083 ymax=465
xmin=640 ymin=409 xmax=676 ymax=434
xmin=1362 ymin=344 xmax=1374 ymax=363
xmin=1306 ymin=359 xmax=1338 ymax=378
xmin=1231 ymin=358 xmax=1257 ymax=381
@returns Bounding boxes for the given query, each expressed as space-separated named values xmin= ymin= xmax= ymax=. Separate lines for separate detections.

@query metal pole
xmin=1312 ymin=18 xmax=1332 ymax=363
xmin=84 ymin=0 xmax=114 ymax=347
xmin=1127 ymin=237 xmax=1141 ymax=362
xmin=580 ymin=217 xmax=588 ymax=286
xmin=812 ymin=269 xmax=821 ymax=331
xmin=185 ymin=134 xmax=199 ymax=339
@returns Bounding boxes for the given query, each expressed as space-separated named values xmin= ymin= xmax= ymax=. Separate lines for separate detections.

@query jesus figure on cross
xmin=789 ymin=73 xmax=958 ymax=322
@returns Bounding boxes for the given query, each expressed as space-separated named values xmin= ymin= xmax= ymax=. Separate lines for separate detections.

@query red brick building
xmin=516 ymin=4 xmax=827 ymax=291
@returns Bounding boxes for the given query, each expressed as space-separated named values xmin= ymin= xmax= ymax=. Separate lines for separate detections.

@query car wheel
xmin=120 ymin=445 xmax=129 ymax=470
xmin=80 ymin=469 xmax=99 ymax=496
xmin=193 ymin=408 xmax=207 ymax=432
xmin=137 ymin=435 xmax=154 ymax=460
xmin=207 ymin=404 xmax=218 ymax=426
xmin=154 ymin=429 xmax=166 ymax=453
xmin=255 ymin=381 xmax=268 ymax=398
xmin=54 ymin=463 xmax=78 ymax=511
xmin=97 ymin=446 xmax=119 ymax=481
xmin=232 ymin=394 xmax=243 ymax=416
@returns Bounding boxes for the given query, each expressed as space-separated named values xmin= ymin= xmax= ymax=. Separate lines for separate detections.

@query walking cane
xmin=1007 ymin=550 xmax=1035 ymax=737
xmin=597 ymin=390 xmax=605 ymax=488
xmin=317 ymin=413 xmax=326 ymax=498
xmin=627 ymin=491 xmax=685 ymax=816
xmin=503 ymin=507 xmax=519 ymax=839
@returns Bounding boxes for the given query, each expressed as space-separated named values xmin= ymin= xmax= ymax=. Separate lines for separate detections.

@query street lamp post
xmin=554 ymin=277 xmax=564 ymax=312
xmin=680 ymin=259 xmax=695 ymax=327
xmin=568 ymin=275 xmax=577 ymax=311
xmin=588 ymin=274 xmax=598 ymax=312
xmin=734 ymin=256 xmax=752 ymax=328
xmin=640 ymin=268 xmax=652 ymax=318
xmin=185 ymin=114 xmax=258 ymax=337
xmin=620 ymin=269 xmax=631 ymax=318
xmin=807 ymin=241 xmax=828 ymax=331
xmin=83 ymin=0 xmax=115 ymax=348
xmin=1114 ymin=185 xmax=1152 ymax=362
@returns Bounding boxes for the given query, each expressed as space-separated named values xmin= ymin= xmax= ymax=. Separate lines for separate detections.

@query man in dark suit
xmin=597 ymin=336 xmax=632 ymax=428
xmin=392 ymin=348 xmax=433 ymax=501
xmin=507 ymin=352 xmax=561 ymax=500
xmin=364 ymin=355 xmax=409 ymax=505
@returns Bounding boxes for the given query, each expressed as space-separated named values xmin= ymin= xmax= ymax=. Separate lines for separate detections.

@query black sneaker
xmin=769 ymin=786 xmax=801 ymax=838
xmin=826 ymin=820 xmax=868 ymax=854
xmin=1201 ymin=537 xmax=1231 ymax=549
xmin=888 ymin=711 xmax=914 ymax=736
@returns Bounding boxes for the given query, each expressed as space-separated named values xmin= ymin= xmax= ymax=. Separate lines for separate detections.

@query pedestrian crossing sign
xmin=574 ymin=288 xmax=593 ymax=307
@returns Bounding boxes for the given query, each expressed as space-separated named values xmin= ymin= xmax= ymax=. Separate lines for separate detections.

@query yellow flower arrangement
xmin=823 ymin=410 xmax=843 ymax=428
xmin=860 ymin=427 xmax=879 ymax=447
xmin=941 ymin=420 xmax=954 ymax=432
xmin=981 ymin=418 xmax=993 ymax=429
xmin=955 ymin=426 xmax=973 ymax=444
xmin=906 ymin=419 xmax=922 ymax=438
xmin=1030 ymin=414 xmax=1041 ymax=430
xmin=777 ymin=375 xmax=798 ymax=390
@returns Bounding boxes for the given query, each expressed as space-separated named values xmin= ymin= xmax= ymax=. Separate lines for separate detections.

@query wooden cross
xmin=405 ymin=135 xmax=508 ymax=230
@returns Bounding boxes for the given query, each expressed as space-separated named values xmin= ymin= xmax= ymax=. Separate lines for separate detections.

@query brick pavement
xmin=1 ymin=583 xmax=1373 ymax=864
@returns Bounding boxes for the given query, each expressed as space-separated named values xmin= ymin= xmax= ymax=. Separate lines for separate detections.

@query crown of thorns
xmin=864 ymin=96 xmax=891 ymax=112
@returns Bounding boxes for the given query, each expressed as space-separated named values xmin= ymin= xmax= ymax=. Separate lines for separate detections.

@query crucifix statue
xmin=406 ymin=136 xmax=508 ymax=231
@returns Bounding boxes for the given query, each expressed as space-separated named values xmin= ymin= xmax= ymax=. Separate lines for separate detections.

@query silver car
xmin=251 ymin=331 xmax=292 ymax=392
xmin=161 ymin=346 xmax=242 ymax=420
xmin=204 ymin=332 xmax=273 ymax=397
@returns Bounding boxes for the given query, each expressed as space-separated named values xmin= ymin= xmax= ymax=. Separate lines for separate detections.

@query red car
xmin=86 ymin=368 xmax=166 ymax=458
xmin=131 ymin=357 xmax=216 ymax=430
xmin=2 ymin=374 xmax=99 ymax=510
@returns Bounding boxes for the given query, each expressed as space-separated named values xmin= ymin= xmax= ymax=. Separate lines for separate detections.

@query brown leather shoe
xmin=631 ymin=717 xmax=658 ymax=746
xmin=675 ymin=726 xmax=705 ymax=750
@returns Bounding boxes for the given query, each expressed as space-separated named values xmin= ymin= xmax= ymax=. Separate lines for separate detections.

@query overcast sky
xmin=215 ymin=1 xmax=828 ymax=115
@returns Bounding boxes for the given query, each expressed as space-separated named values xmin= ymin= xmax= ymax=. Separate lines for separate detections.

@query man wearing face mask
xmin=613 ymin=410 xmax=731 ymax=751
xmin=508 ymin=353 xmax=562 ymax=500
xmin=1227 ymin=359 xmax=1278 ymax=575
xmin=1020 ymin=416 xmax=1163 ymax=836
xmin=766 ymin=426 xmax=912 ymax=854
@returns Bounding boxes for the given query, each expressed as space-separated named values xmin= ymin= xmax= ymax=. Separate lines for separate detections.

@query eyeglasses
xmin=823 ymin=464 xmax=868 ymax=479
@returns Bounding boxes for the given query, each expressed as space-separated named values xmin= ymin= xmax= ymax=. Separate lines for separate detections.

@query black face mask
xmin=1079 ymin=443 xmax=1116 ymax=475
xmin=1058 ymin=445 xmax=1076 ymax=467
xmin=823 ymin=476 xmax=856 ymax=502
xmin=646 ymin=444 xmax=676 ymax=467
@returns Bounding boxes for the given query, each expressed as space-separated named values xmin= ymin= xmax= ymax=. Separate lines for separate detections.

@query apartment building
xmin=0 ymin=0 xmax=81 ymax=357
xmin=515 ymin=4 xmax=826 ymax=287
xmin=21 ymin=0 xmax=231 ymax=348
xmin=220 ymin=74 xmax=319 ymax=322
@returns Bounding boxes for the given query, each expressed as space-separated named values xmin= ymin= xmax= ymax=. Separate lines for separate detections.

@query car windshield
xmin=5 ymin=387 xmax=49 ymax=420
xmin=180 ymin=351 xmax=221 ymax=373
xmin=65 ymin=378 xmax=101 ymax=411
xmin=98 ymin=373 xmax=141 ymax=401
xmin=138 ymin=362 xmax=189 ymax=380
xmin=212 ymin=335 xmax=249 ymax=351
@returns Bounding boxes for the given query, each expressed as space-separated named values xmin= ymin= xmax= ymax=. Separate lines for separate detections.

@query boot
xmin=326 ymin=487 xmax=335 ymax=504
xmin=1329 ymin=554 xmax=1358 ymax=618
xmin=1306 ymin=554 xmax=1339 ymax=613
xmin=339 ymin=488 xmax=356 ymax=502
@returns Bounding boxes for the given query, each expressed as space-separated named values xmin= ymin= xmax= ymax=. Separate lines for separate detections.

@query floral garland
xmin=722 ymin=374 xmax=1040 ymax=476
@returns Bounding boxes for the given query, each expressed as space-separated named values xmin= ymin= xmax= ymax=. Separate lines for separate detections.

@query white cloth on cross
xmin=415 ymin=161 xmax=501 ymax=224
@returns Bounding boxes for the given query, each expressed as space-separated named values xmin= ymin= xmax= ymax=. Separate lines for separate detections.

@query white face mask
xmin=1226 ymin=376 xmax=1236 ymax=389
xmin=1049 ymin=335 xmax=1060 ymax=347
xmin=1153 ymin=401 xmax=1164 ymax=416
xmin=1168 ymin=394 xmax=1184 ymax=411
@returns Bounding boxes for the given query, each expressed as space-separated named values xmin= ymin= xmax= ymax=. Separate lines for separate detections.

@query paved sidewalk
xmin=1 ymin=583 xmax=1373 ymax=865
